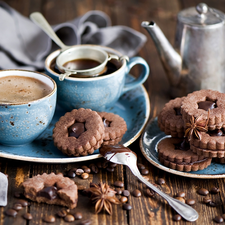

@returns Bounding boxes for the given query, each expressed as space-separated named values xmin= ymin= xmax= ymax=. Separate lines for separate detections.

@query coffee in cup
xmin=0 ymin=76 xmax=52 ymax=103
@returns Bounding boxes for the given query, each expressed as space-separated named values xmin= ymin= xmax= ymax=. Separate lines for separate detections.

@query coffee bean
xmin=203 ymin=196 xmax=212 ymax=204
xmin=23 ymin=212 xmax=33 ymax=220
xmin=83 ymin=167 xmax=91 ymax=174
xmin=176 ymin=191 xmax=186 ymax=198
xmin=132 ymin=189 xmax=141 ymax=197
xmin=74 ymin=212 xmax=83 ymax=220
xmin=122 ymin=190 xmax=130 ymax=197
xmin=197 ymin=188 xmax=209 ymax=196
xmin=120 ymin=196 xmax=128 ymax=203
xmin=207 ymin=201 xmax=218 ymax=207
xmin=67 ymin=170 xmax=76 ymax=178
xmin=90 ymin=164 xmax=99 ymax=174
xmin=15 ymin=199 xmax=29 ymax=207
xmin=101 ymin=160 xmax=109 ymax=168
xmin=114 ymin=181 xmax=124 ymax=188
xmin=213 ymin=216 xmax=224 ymax=223
xmin=173 ymin=214 xmax=182 ymax=221
xmin=211 ymin=186 xmax=220 ymax=194
xmin=222 ymin=214 xmax=225 ymax=220
xmin=122 ymin=203 xmax=132 ymax=210
xmin=108 ymin=162 xmax=117 ymax=168
xmin=81 ymin=165 xmax=88 ymax=169
xmin=145 ymin=188 xmax=155 ymax=197
xmin=57 ymin=209 xmax=67 ymax=218
xmin=43 ymin=215 xmax=56 ymax=223
xmin=106 ymin=167 xmax=114 ymax=172
xmin=64 ymin=214 xmax=75 ymax=222
xmin=76 ymin=169 xmax=84 ymax=176
xmin=186 ymin=199 xmax=196 ymax=206
xmin=115 ymin=188 xmax=122 ymax=195
xmin=5 ymin=208 xmax=17 ymax=217
xmin=175 ymin=197 xmax=185 ymax=203
xmin=141 ymin=168 xmax=149 ymax=175
xmin=157 ymin=178 xmax=165 ymax=185
xmin=79 ymin=219 xmax=92 ymax=225
xmin=137 ymin=163 xmax=145 ymax=170
xmin=14 ymin=191 xmax=23 ymax=198
xmin=96 ymin=162 xmax=102 ymax=168
xmin=81 ymin=173 xmax=89 ymax=179
xmin=13 ymin=203 xmax=23 ymax=211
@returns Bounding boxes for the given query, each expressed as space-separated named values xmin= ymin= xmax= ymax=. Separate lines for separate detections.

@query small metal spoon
xmin=30 ymin=12 xmax=70 ymax=51
xmin=100 ymin=145 xmax=199 ymax=222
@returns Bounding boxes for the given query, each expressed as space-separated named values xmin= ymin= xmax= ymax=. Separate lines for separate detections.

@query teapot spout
xmin=141 ymin=21 xmax=181 ymax=86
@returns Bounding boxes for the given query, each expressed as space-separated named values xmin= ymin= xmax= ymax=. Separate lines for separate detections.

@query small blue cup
xmin=45 ymin=45 xmax=149 ymax=112
xmin=0 ymin=70 xmax=57 ymax=146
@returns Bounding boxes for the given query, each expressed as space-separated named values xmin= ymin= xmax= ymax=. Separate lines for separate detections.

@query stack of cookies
xmin=157 ymin=89 xmax=225 ymax=172
xmin=53 ymin=108 xmax=127 ymax=157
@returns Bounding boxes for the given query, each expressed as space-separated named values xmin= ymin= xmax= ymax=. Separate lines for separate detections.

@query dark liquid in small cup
xmin=63 ymin=59 xmax=100 ymax=70
xmin=51 ymin=57 xmax=121 ymax=77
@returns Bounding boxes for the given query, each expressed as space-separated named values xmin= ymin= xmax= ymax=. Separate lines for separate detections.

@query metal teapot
xmin=142 ymin=3 xmax=225 ymax=97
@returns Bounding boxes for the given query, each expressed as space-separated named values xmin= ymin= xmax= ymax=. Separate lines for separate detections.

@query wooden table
xmin=1 ymin=0 xmax=225 ymax=224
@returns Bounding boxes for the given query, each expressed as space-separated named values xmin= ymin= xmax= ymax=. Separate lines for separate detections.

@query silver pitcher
xmin=142 ymin=3 xmax=225 ymax=97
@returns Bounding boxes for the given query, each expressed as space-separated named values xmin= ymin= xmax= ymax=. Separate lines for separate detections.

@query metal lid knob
xmin=196 ymin=3 xmax=208 ymax=15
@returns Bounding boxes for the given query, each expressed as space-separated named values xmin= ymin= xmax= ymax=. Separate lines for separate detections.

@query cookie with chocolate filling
xmin=181 ymin=89 xmax=225 ymax=130
xmin=98 ymin=112 xmax=127 ymax=145
xmin=22 ymin=173 xmax=78 ymax=209
xmin=190 ymin=128 xmax=225 ymax=158
xmin=158 ymin=137 xmax=212 ymax=172
xmin=53 ymin=108 xmax=104 ymax=156
xmin=158 ymin=97 xmax=185 ymax=138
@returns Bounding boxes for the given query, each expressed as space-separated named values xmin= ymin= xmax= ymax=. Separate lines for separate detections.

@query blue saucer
xmin=0 ymin=75 xmax=150 ymax=163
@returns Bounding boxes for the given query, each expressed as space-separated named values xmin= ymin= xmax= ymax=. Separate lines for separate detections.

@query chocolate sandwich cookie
xmin=190 ymin=128 xmax=225 ymax=158
xmin=98 ymin=112 xmax=127 ymax=145
xmin=181 ymin=89 xmax=225 ymax=130
xmin=53 ymin=108 xmax=104 ymax=156
xmin=22 ymin=173 xmax=78 ymax=209
xmin=158 ymin=97 xmax=185 ymax=138
xmin=158 ymin=137 xmax=212 ymax=172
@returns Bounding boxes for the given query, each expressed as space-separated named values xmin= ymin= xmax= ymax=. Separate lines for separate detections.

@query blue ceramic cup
xmin=45 ymin=45 xmax=149 ymax=112
xmin=0 ymin=70 xmax=57 ymax=146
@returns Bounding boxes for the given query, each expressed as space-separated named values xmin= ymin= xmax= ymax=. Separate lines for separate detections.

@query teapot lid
xmin=178 ymin=3 xmax=225 ymax=27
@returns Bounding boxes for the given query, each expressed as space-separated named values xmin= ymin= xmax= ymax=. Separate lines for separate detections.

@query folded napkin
xmin=0 ymin=1 xmax=147 ymax=70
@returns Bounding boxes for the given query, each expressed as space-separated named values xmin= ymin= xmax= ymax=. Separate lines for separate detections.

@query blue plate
xmin=140 ymin=117 xmax=225 ymax=179
xmin=0 ymin=75 xmax=150 ymax=163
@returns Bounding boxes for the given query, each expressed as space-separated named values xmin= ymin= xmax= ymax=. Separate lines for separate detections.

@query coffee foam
xmin=0 ymin=76 xmax=52 ymax=103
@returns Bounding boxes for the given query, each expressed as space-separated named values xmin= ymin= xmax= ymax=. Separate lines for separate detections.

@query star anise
xmin=86 ymin=182 xmax=121 ymax=214
xmin=185 ymin=110 xmax=210 ymax=141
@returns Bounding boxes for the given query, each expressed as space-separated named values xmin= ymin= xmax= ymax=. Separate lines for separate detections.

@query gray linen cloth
xmin=0 ymin=1 xmax=147 ymax=70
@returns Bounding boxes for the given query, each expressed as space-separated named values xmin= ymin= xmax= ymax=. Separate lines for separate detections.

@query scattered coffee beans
xmin=186 ymin=199 xmax=196 ymax=206
xmin=108 ymin=162 xmax=117 ymax=168
xmin=23 ymin=212 xmax=33 ymax=220
xmin=114 ymin=181 xmax=124 ymax=188
xmin=122 ymin=190 xmax=130 ymax=197
xmin=173 ymin=214 xmax=182 ymax=221
xmin=137 ymin=163 xmax=145 ymax=170
xmin=57 ymin=209 xmax=67 ymax=218
xmin=141 ymin=168 xmax=149 ymax=175
xmin=76 ymin=169 xmax=84 ymax=176
xmin=197 ymin=188 xmax=209 ymax=196
xmin=213 ymin=216 xmax=224 ymax=223
xmin=74 ymin=212 xmax=83 ymax=220
xmin=79 ymin=219 xmax=92 ymax=225
xmin=120 ymin=196 xmax=128 ymax=203
xmin=145 ymin=188 xmax=155 ymax=197
xmin=15 ymin=199 xmax=29 ymax=207
xmin=83 ymin=167 xmax=91 ymax=174
xmin=176 ymin=191 xmax=186 ymax=198
xmin=4 ymin=208 xmax=17 ymax=217
xmin=43 ymin=215 xmax=56 ymax=223
xmin=64 ymin=214 xmax=75 ymax=222
xmin=122 ymin=203 xmax=132 ymax=211
xmin=132 ymin=189 xmax=141 ymax=197
xmin=89 ymin=164 xmax=99 ymax=174
xmin=175 ymin=197 xmax=185 ymax=203
xmin=14 ymin=191 xmax=23 ymax=198
xmin=210 ymin=186 xmax=220 ymax=194
xmin=157 ymin=178 xmax=165 ymax=185
xmin=12 ymin=203 xmax=23 ymax=211
xmin=207 ymin=201 xmax=218 ymax=207
xmin=203 ymin=196 xmax=212 ymax=204
xmin=115 ymin=188 xmax=122 ymax=195
xmin=81 ymin=173 xmax=89 ymax=179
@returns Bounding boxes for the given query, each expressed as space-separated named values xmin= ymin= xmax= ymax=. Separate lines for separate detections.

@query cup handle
xmin=122 ymin=57 xmax=150 ymax=94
